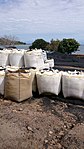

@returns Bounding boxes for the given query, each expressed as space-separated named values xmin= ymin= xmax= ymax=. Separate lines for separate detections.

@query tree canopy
xmin=29 ymin=38 xmax=80 ymax=54
xmin=29 ymin=39 xmax=49 ymax=50
xmin=45 ymin=39 xmax=60 ymax=51
xmin=58 ymin=38 xmax=80 ymax=54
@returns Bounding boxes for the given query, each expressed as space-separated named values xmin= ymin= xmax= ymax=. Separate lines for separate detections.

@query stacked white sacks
xmin=0 ymin=50 xmax=10 ymax=67
xmin=4 ymin=68 xmax=32 ymax=102
xmin=45 ymin=59 xmax=54 ymax=68
xmin=0 ymin=69 xmax=5 ymax=95
xmin=24 ymin=49 xmax=45 ymax=69
xmin=41 ymin=49 xmax=50 ymax=69
xmin=9 ymin=50 xmax=24 ymax=67
xmin=62 ymin=71 xmax=84 ymax=100
xmin=0 ymin=48 xmax=54 ymax=70
xmin=42 ymin=50 xmax=47 ymax=61
xmin=43 ymin=63 xmax=49 ymax=69
xmin=36 ymin=69 xmax=61 ymax=95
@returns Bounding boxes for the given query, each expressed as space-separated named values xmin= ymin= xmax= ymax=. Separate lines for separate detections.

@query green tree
xmin=58 ymin=38 xmax=80 ymax=54
xmin=46 ymin=39 xmax=60 ymax=51
xmin=29 ymin=39 xmax=49 ymax=50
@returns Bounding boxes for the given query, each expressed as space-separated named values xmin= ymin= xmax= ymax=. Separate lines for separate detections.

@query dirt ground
xmin=0 ymin=94 xmax=84 ymax=149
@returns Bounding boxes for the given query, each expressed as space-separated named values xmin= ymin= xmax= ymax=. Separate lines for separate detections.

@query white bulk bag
xmin=43 ymin=62 xmax=49 ymax=69
xmin=4 ymin=71 xmax=32 ymax=102
xmin=62 ymin=73 xmax=84 ymax=99
xmin=42 ymin=50 xmax=47 ymax=61
xmin=36 ymin=70 xmax=61 ymax=95
xmin=45 ymin=59 xmax=54 ymax=68
xmin=0 ymin=70 xmax=5 ymax=95
xmin=24 ymin=50 xmax=44 ymax=69
xmin=0 ymin=50 xmax=10 ymax=67
xmin=9 ymin=51 xmax=24 ymax=67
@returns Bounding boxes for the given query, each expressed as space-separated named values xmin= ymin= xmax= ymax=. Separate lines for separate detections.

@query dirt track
xmin=0 ymin=95 xmax=84 ymax=149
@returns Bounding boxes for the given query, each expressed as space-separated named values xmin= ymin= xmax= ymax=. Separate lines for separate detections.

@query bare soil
xmin=0 ymin=95 xmax=84 ymax=149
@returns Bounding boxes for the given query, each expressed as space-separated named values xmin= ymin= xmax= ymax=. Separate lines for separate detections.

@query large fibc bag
xmin=0 ymin=50 xmax=10 ymax=67
xmin=36 ymin=70 xmax=61 ymax=95
xmin=43 ymin=62 xmax=49 ymax=69
xmin=4 ymin=70 xmax=32 ymax=102
xmin=45 ymin=59 xmax=54 ymax=68
xmin=0 ymin=70 xmax=5 ymax=95
xmin=42 ymin=50 xmax=47 ymax=61
xmin=24 ymin=49 xmax=44 ymax=69
xmin=9 ymin=50 xmax=24 ymax=67
xmin=62 ymin=72 xmax=84 ymax=99
xmin=36 ymin=49 xmax=47 ymax=61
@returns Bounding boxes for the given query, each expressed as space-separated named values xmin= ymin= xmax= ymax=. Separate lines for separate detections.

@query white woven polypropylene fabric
xmin=0 ymin=50 xmax=10 ymax=67
xmin=9 ymin=50 xmax=24 ymax=67
xmin=24 ymin=50 xmax=44 ymax=69
xmin=45 ymin=59 xmax=54 ymax=68
xmin=36 ymin=70 xmax=61 ymax=95
xmin=62 ymin=72 xmax=84 ymax=99
xmin=0 ymin=70 xmax=5 ymax=95
xmin=42 ymin=50 xmax=47 ymax=61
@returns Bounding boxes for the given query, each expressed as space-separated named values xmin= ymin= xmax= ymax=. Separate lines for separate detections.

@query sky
xmin=0 ymin=0 xmax=84 ymax=43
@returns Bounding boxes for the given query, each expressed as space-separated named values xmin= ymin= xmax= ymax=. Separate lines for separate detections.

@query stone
xmin=27 ymin=126 xmax=33 ymax=132
xmin=49 ymin=131 xmax=53 ymax=135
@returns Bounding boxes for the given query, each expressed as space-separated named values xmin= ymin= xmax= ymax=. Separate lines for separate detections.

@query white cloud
xmin=0 ymin=0 xmax=84 ymax=42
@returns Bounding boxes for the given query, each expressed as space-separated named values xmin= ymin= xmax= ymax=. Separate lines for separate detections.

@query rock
xmin=18 ymin=108 xmax=23 ymax=111
xmin=51 ymin=109 xmax=54 ymax=112
xmin=64 ymin=125 xmax=67 ymax=128
xmin=49 ymin=130 xmax=53 ymax=135
xmin=27 ymin=126 xmax=34 ymax=132
xmin=44 ymin=139 xmax=48 ymax=143
xmin=37 ymin=108 xmax=43 ymax=112
xmin=12 ymin=109 xmax=18 ymax=113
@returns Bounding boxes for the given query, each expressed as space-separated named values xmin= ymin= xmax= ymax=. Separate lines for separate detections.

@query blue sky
xmin=0 ymin=0 xmax=84 ymax=43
